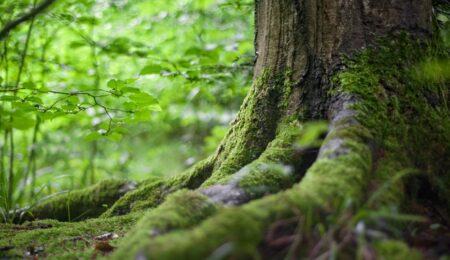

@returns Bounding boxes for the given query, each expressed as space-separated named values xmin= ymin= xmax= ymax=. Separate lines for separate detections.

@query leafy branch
xmin=0 ymin=0 xmax=57 ymax=41
xmin=0 ymin=86 xmax=159 ymax=135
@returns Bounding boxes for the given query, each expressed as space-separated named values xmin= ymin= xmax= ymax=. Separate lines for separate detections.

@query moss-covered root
xmin=18 ymin=179 xmax=137 ymax=223
xmin=101 ymin=156 xmax=215 ymax=217
xmin=112 ymin=190 xmax=217 ymax=259
xmin=111 ymin=104 xmax=375 ymax=259
xmin=198 ymin=122 xmax=319 ymax=205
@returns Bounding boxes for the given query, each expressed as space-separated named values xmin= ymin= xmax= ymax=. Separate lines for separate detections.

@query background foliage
xmin=0 ymin=0 xmax=254 ymax=218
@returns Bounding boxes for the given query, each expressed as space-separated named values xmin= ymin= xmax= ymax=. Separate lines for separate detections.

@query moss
xmin=19 ymin=179 xmax=136 ymax=222
xmin=366 ymin=156 xmax=411 ymax=208
xmin=294 ymin=146 xmax=371 ymax=207
xmin=121 ymin=141 xmax=372 ymax=259
xmin=373 ymin=240 xmax=422 ymax=260
xmin=112 ymin=190 xmax=217 ymax=259
xmin=201 ymin=70 xmax=295 ymax=187
xmin=128 ymin=117 xmax=373 ymax=259
xmin=101 ymin=156 xmax=215 ymax=217
xmin=114 ymin=120 xmax=374 ymax=259
xmin=335 ymin=34 xmax=450 ymax=210
xmin=101 ymin=180 xmax=164 ymax=217
xmin=235 ymin=123 xmax=302 ymax=198
xmin=1 ymin=191 xmax=216 ymax=259
xmin=202 ymin=121 xmax=309 ymax=199
xmin=235 ymin=162 xmax=295 ymax=199
xmin=0 ymin=212 xmax=141 ymax=259
xmin=121 ymin=198 xmax=278 ymax=260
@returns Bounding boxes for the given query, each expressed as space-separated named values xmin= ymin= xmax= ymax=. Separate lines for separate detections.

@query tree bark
xmin=253 ymin=0 xmax=432 ymax=118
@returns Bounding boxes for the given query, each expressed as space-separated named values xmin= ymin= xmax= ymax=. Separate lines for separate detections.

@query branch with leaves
xmin=0 ymin=0 xmax=57 ymax=41
xmin=0 ymin=84 xmax=161 ymax=136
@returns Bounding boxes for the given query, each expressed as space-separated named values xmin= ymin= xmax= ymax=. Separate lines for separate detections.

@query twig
xmin=0 ymin=0 xmax=57 ymax=41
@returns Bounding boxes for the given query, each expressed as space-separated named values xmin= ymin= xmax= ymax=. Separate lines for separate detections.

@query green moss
xmin=294 ymin=145 xmax=371 ymax=207
xmin=202 ymin=121 xmax=306 ymax=199
xmin=335 ymin=34 xmax=450 ymax=210
xmin=0 ymin=212 xmax=141 ymax=259
xmin=101 ymin=180 xmax=164 ymax=217
xmin=202 ymin=70 xmax=296 ymax=187
xmin=366 ymin=156 xmax=411 ymax=208
xmin=102 ymin=156 xmax=215 ymax=217
xmin=131 ymin=111 xmax=374 ymax=257
xmin=114 ymin=120 xmax=374 ymax=259
xmin=235 ymin=162 xmax=295 ymax=198
xmin=121 ymin=138 xmax=373 ymax=259
xmin=112 ymin=190 xmax=217 ymax=259
xmin=20 ymin=179 xmax=136 ymax=222
xmin=122 ymin=200 xmax=274 ymax=259
xmin=373 ymin=240 xmax=422 ymax=260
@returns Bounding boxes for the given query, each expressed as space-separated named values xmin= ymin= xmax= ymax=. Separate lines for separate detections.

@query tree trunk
xmin=2 ymin=0 xmax=449 ymax=259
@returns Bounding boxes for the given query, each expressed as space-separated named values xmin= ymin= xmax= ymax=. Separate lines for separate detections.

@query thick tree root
xmin=103 ymin=120 xmax=318 ymax=215
xmin=101 ymin=155 xmax=216 ymax=217
xmin=109 ymin=97 xmax=374 ymax=259
xmin=17 ymin=179 xmax=137 ymax=223
xmin=111 ymin=190 xmax=218 ymax=259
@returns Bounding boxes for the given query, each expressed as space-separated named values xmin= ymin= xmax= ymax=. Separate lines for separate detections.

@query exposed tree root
xmin=109 ymin=93 xmax=374 ymax=259
xmin=18 ymin=179 xmax=138 ymax=223
xmin=1 ymin=35 xmax=449 ymax=259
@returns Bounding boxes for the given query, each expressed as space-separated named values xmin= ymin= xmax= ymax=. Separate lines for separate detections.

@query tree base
xmin=1 ymin=35 xmax=449 ymax=260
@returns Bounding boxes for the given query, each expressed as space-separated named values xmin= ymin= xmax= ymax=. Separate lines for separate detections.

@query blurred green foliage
xmin=0 ymin=0 xmax=254 ymax=217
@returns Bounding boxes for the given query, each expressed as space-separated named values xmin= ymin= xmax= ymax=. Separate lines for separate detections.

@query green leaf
xmin=12 ymin=115 xmax=36 ymax=130
xmin=112 ymin=127 xmax=129 ymax=134
xmin=130 ymin=110 xmax=151 ymax=122
xmin=125 ymin=78 xmax=137 ymax=84
xmin=13 ymin=102 xmax=36 ymax=112
xmin=437 ymin=14 xmax=449 ymax=23
xmin=107 ymin=79 xmax=125 ymax=90
xmin=77 ymin=16 xmax=99 ymax=25
xmin=67 ymin=96 xmax=80 ymax=105
xmin=148 ymin=104 xmax=162 ymax=111
xmin=0 ymin=95 xmax=20 ymax=102
xmin=184 ymin=47 xmax=204 ymax=56
xmin=39 ymin=111 xmax=65 ymax=121
xmin=106 ymin=132 xmax=123 ymax=142
xmin=140 ymin=64 xmax=164 ymax=75
xmin=69 ymin=41 xmax=86 ymax=49
xmin=85 ymin=132 xmax=103 ymax=141
xmin=185 ymin=47 xmax=219 ymax=63
xmin=22 ymin=82 xmax=36 ymax=89
xmin=121 ymin=87 xmax=141 ymax=93
xmin=129 ymin=93 xmax=158 ymax=106
xmin=123 ymin=101 xmax=137 ymax=110
xmin=26 ymin=96 xmax=43 ymax=104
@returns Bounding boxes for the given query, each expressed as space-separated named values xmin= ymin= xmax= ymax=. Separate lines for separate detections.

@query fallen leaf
xmin=93 ymin=241 xmax=116 ymax=254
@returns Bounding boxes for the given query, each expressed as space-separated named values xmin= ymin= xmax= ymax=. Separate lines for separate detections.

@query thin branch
xmin=0 ymin=88 xmax=114 ymax=95
xmin=0 ymin=0 xmax=57 ymax=41
xmin=91 ymin=96 xmax=113 ymax=133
